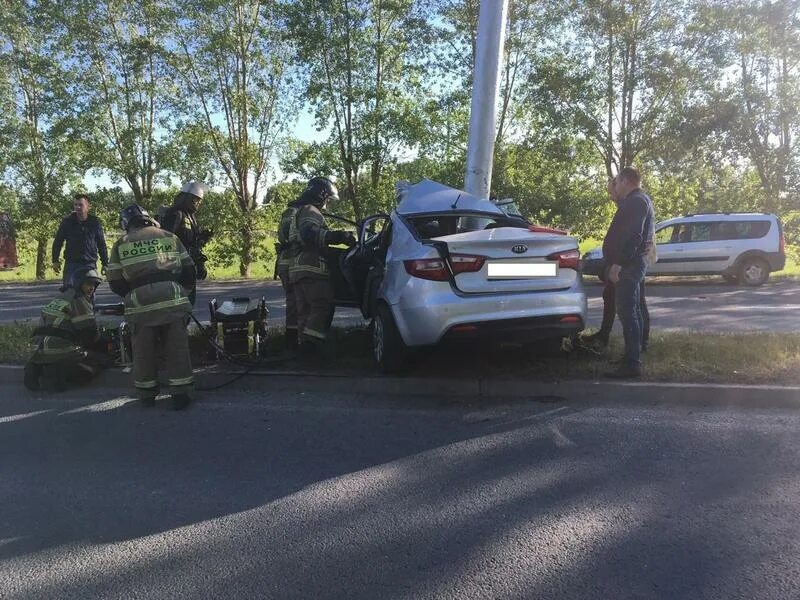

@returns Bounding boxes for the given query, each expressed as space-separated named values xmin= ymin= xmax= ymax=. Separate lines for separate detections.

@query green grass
xmin=3 ymin=321 xmax=799 ymax=385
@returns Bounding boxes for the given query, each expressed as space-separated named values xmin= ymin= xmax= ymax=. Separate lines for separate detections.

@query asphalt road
xmin=2 ymin=381 xmax=800 ymax=599
xmin=1 ymin=277 xmax=799 ymax=332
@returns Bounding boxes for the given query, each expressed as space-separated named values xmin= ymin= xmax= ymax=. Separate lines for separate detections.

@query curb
xmin=2 ymin=364 xmax=799 ymax=409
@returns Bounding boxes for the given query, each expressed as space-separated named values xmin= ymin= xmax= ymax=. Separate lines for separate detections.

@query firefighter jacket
xmin=30 ymin=288 xmax=97 ymax=365
xmin=161 ymin=203 xmax=209 ymax=281
xmin=107 ymin=225 xmax=195 ymax=326
xmin=288 ymin=204 xmax=334 ymax=283
xmin=276 ymin=202 xmax=302 ymax=278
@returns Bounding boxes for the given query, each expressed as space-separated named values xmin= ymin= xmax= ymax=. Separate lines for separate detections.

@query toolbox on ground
xmin=209 ymin=297 xmax=269 ymax=358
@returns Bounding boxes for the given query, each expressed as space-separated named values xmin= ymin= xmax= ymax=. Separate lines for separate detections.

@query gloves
xmin=52 ymin=260 xmax=62 ymax=274
xmin=328 ymin=230 xmax=357 ymax=246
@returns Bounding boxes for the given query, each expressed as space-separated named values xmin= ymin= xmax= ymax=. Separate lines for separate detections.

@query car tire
xmin=738 ymin=257 xmax=770 ymax=286
xmin=373 ymin=304 xmax=406 ymax=373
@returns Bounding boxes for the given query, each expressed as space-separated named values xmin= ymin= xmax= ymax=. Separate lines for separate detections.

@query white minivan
xmin=583 ymin=213 xmax=786 ymax=286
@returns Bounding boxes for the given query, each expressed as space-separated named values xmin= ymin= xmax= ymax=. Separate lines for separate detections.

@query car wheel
xmin=372 ymin=304 xmax=406 ymax=373
xmin=738 ymin=257 xmax=770 ymax=286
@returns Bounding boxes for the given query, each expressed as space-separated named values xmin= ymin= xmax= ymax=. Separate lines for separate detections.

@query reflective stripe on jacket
xmin=107 ymin=226 xmax=193 ymax=325
xmin=288 ymin=204 xmax=330 ymax=282
xmin=30 ymin=288 xmax=96 ymax=364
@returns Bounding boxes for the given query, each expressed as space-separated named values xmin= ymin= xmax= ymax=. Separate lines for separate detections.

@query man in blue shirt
xmin=602 ymin=167 xmax=655 ymax=379
xmin=52 ymin=194 xmax=109 ymax=287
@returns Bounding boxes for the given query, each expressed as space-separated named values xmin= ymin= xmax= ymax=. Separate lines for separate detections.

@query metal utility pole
xmin=464 ymin=0 xmax=509 ymax=200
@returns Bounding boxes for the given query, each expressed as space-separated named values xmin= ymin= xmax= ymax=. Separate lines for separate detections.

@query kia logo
xmin=511 ymin=244 xmax=528 ymax=254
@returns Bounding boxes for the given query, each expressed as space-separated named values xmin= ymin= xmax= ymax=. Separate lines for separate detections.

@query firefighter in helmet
xmin=160 ymin=181 xmax=212 ymax=305
xmin=24 ymin=266 xmax=111 ymax=391
xmin=287 ymin=177 xmax=355 ymax=353
xmin=107 ymin=204 xmax=196 ymax=410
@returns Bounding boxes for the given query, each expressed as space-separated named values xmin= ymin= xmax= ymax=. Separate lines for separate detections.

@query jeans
xmin=614 ymin=256 xmax=647 ymax=368
xmin=598 ymin=278 xmax=650 ymax=348
xmin=63 ymin=261 xmax=96 ymax=288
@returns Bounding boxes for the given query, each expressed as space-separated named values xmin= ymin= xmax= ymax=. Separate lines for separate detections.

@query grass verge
xmin=3 ymin=322 xmax=798 ymax=385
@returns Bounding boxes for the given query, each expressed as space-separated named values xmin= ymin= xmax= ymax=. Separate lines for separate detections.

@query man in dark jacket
xmin=160 ymin=181 xmax=211 ymax=306
xmin=601 ymin=166 xmax=655 ymax=379
xmin=52 ymin=194 xmax=109 ymax=287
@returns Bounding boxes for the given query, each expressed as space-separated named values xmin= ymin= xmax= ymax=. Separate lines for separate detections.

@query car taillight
xmin=449 ymin=254 xmax=486 ymax=275
xmin=404 ymin=258 xmax=450 ymax=281
xmin=547 ymin=249 xmax=581 ymax=270
xmin=529 ymin=224 xmax=568 ymax=235
xmin=404 ymin=254 xmax=486 ymax=281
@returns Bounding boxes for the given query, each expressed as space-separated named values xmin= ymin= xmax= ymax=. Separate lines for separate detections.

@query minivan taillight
xmin=547 ymin=249 xmax=581 ymax=270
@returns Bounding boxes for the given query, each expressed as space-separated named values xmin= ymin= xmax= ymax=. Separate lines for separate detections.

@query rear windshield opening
xmin=407 ymin=214 xmax=527 ymax=239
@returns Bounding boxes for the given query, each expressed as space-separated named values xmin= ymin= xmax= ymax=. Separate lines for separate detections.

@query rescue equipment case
xmin=209 ymin=297 xmax=269 ymax=358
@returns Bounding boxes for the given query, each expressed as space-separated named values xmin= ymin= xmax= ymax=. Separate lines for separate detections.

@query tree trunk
xmin=239 ymin=215 xmax=254 ymax=278
xmin=35 ymin=236 xmax=48 ymax=280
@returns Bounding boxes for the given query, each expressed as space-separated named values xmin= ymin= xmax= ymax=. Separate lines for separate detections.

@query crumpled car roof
xmin=395 ymin=179 xmax=505 ymax=216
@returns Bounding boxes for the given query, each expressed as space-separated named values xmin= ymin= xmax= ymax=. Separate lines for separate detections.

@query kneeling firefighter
xmin=107 ymin=204 xmax=196 ymax=410
xmin=287 ymin=177 xmax=355 ymax=354
xmin=24 ymin=266 xmax=111 ymax=391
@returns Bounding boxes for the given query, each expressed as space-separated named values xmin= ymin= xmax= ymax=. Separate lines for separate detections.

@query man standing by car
xmin=584 ymin=178 xmax=656 ymax=351
xmin=288 ymin=177 xmax=355 ymax=355
xmin=108 ymin=204 xmax=196 ymax=410
xmin=52 ymin=194 xmax=109 ymax=287
xmin=160 ymin=181 xmax=211 ymax=306
xmin=602 ymin=167 xmax=655 ymax=379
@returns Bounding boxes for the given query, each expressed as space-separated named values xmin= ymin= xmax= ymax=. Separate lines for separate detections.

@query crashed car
xmin=330 ymin=180 xmax=588 ymax=372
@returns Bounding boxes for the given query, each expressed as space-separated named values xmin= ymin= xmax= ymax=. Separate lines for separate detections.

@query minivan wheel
xmin=372 ymin=304 xmax=407 ymax=373
xmin=738 ymin=257 xmax=770 ymax=286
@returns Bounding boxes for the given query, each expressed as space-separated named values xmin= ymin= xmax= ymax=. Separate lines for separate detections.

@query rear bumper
xmin=390 ymin=282 xmax=588 ymax=347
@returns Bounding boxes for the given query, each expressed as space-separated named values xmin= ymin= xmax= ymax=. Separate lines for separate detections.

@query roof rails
xmin=682 ymin=212 xmax=771 ymax=217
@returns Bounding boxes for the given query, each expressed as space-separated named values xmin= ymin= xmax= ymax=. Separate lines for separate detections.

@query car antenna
xmin=451 ymin=193 xmax=462 ymax=210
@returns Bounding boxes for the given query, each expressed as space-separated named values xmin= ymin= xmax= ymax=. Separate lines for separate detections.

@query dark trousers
xmin=294 ymin=277 xmax=334 ymax=343
xmin=614 ymin=257 xmax=648 ymax=368
xmin=63 ymin=261 xmax=96 ymax=288
xmin=131 ymin=319 xmax=193 ymax=399
xmin=278 ymin=271 xmax=298 ymax=332
xmin=598 ymin=278 xmax=650 ymax=348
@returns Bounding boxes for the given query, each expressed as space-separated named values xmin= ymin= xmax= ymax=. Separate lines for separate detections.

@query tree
xmin=0 ymin=1 xmax=80 ymax=279
xmin=169 ymin=0 xmax=296 ymax=276
xmin=283 ymin=0 xmax=432 ymax=220
xmin=527 ymin=0 xmax=698 ymax=178
xmin=692 ymin=0 xmax=800 ymax=215
xmin=60 ymin=0 xmax=172 ymax=204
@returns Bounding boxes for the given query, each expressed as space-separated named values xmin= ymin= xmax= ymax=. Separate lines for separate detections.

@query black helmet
xmin=304 ymin=176 xmax=339 ymax=207
xmin=69 ymin=266 xmax=103 ymax=291
xmin=119 ymin=204 xmax=153 ymax=231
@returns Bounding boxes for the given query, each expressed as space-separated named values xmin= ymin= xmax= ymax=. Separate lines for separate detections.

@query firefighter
xmin=160 ymin=181 xmax=212 ymax=305
xmin=275 ymin=198 xmax=303 ymax=351
xmin=287 ymin=177 xmax=355 ymax=354
xmin=24 ymin=266 xmax=111 ymax=392
xmin=107 ymin=204 xmax=196 ymax=410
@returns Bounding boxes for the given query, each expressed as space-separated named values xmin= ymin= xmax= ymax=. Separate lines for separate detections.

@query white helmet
xmin=180 ymin=181 xmax=206 ymax=199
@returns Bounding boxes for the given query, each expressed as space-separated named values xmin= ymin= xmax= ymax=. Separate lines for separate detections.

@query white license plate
xmin=487 ymin=262 xmax=557 ymax=278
